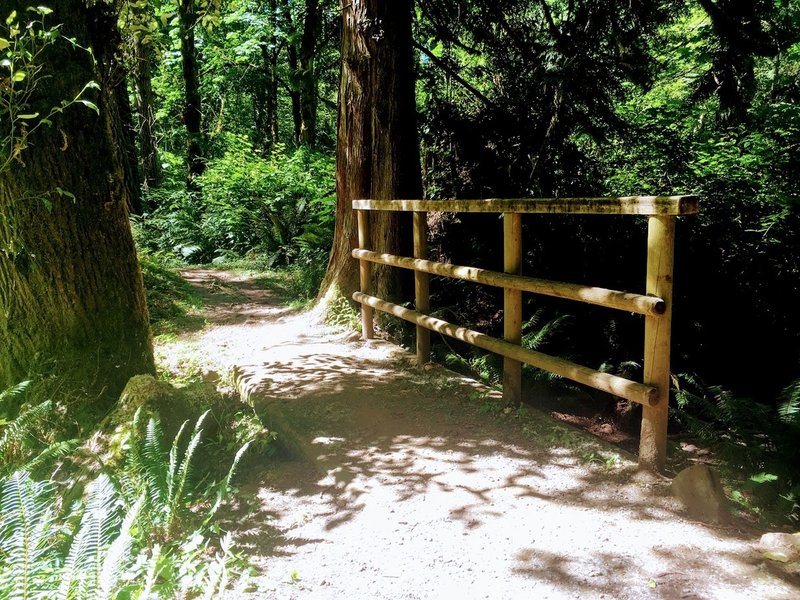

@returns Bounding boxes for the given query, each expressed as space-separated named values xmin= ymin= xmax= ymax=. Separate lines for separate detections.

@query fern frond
xmin=522 ymin=312 xmax=570 ymax=351
xmin=778 ymin=378 xmax=800 ymax=426
xmin=203 ymin=440 xmax=251 ymax=526
xmin=143 ymin=415 xmax=168 ymax=511
xmin=138 ymin=543 xmax=162 ymax=600
xmin=21 ymin=440 xmax=79 ymax=475
xmin=166 ymin=411 xmax=208 ymax=534
xmin=97 ymin=493 xmax=143 ymax=597
xmin=57 ymin=474 xmax=120 ymax=600
xmin=0 ymin=380 xmax=31 ymax=404
xmin=0 ymin=401 xmax=53 ymax=462
xmin=0 ymin=471 xmax=58 ymax=600
xmin=166 ymin=419 xmax=190 ymax=512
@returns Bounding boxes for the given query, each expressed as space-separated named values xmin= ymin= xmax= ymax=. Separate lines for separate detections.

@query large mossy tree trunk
xmin=318 ymin=0 xmax=422 ymax=306
xmin=0 ymin=0 xmax=155 ymax=398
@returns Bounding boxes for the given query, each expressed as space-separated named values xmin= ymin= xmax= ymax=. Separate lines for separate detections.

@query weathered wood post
xmin=357 ymin=209 xmax=374 ymax=339
xmin=503 ymin=212 xmax=523 ymax=405
xmin=413 ymin=211 xmax=431 ymax=364
xmin=640 ymin=215 xmax=675 ymax=472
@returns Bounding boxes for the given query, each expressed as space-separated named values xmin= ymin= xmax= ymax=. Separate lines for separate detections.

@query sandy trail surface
xmin=157 ymin=269 xmax=800 ymax=600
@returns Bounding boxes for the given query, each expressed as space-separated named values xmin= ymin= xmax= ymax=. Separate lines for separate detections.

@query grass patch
xmin=139 ymin=253 xmax=206 ymax=336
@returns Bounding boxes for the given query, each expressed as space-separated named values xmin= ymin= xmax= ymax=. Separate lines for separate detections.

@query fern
xmin=144 ymin=414 xmax=169 ymax=511
xmin=778 ymin=377 xmax=800 ymax=426
xmin=0 ymin=380 xmax=31 ymax=404
xmin=20 ymin=441 xmax=79 ymax=476
xmin=0 ymin=401 xmax=53 ymax=467
xmin=0 ymin=471 xmax=59 ymax=600
xmin=521 ymin=310 xmax=571 ymax=351
xmin=138 ymin=544 xmax=162 ymax=600
xmin=121 ymin=410 xmax=212 ymax=538
xmin=165 ymin=411 xmax=209 ymax=535
xmin=97 ymin=493 xmax=143 ymax=598
xmin=203 ymin=440 xmax=251 ymax=527
xmin=57 ymin=474 xmax=121 ymax=599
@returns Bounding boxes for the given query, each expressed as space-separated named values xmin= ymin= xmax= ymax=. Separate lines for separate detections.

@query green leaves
xmin=77 ymin=99 xmax=98 ymax=114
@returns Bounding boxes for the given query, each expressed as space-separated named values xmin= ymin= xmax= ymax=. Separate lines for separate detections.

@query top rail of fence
xmin=352 ymin=196 xmax=698 ymax=216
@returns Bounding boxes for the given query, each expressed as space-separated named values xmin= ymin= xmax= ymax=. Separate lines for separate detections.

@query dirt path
xmin=160 ymin=269 xmax=799 ymax=600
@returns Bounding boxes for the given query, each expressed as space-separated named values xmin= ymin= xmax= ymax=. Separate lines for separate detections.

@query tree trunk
xmin=287 ymin=39 xmax=302 ymax=145
xmin=133 ymin=33 xmax=161 ymax=192
xmin=178 ymin=0 xmax=205 ymax=182
xmin=318 ymin=0 xmax=422 ymax=305
xmin=281 ymin=0 xmax=302 ymax=145
xmin=0 ymin=0 xmax=155 ymax=398
xmin=255 ymin=0 xmax=279 ymax=153
xmin=299 ymin=0 xmax=320 ymax=147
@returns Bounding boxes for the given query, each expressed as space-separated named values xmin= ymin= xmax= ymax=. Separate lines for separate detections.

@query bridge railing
xmin=351 ymin=196 xmax=699 ymax=471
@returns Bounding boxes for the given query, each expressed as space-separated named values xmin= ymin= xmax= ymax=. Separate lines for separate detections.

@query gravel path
xmin=159 ymin=269 xmax=800 ymax=600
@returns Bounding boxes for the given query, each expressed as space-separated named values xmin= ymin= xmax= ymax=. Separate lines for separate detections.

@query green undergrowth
xmin=139 ymin=252 xmax=206 ymax=337
xmin=0 ymin=374 xmax=276 ymax=598
xmin=673 ymin=373 xmax=800 ymax=526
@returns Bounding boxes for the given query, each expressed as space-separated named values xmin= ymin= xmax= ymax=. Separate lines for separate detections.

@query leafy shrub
xmin=136 ymin=137 xmax=335 ymax=267
xmin=673 ymin=373 xmax=800 ymax=524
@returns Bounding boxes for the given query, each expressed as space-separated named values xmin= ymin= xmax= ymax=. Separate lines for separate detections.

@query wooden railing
xmin=351 ymin=196 xmax=699 ymax=471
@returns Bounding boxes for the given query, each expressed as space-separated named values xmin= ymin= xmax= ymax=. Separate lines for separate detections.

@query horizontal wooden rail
xmin=353 ymin=292 xmax=659 ymax=407
xmin=352 ymin=196 xmax=698 ymax=216
xmin=352 ymin=249 xmax=665 ymax=316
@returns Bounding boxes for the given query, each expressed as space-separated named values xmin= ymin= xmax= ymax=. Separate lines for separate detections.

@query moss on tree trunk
xmin=0 ymin=0 xmax=155 ymax=398
xmin=319 ymin=0 xmax=422 ymax=307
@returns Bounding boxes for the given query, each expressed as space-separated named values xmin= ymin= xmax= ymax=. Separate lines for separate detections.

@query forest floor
xmin=155 ymin=268 xmax=800 ymax=600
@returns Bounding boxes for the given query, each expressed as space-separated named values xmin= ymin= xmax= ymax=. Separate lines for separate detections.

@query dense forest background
xmin=127 ymin=0 xmax=798 ymax=402
xmin=126 ymin=0 xmax=800 ymax=517
xmin=1 ymin=2 xmax=800 ymax=585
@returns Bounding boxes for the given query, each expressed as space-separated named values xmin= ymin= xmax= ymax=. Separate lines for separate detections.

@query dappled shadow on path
xmin=224 ymin=337 xmax=800 ymax=599
xmin=179 ymin=269 xmax=294 ymax=328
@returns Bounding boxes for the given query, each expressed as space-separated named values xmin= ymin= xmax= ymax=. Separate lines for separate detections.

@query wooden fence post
xmin=639 ymin=215 xmax=675 ymax=472
xmin=503 ymin=212 xmax=523 ymax=405
xmin=357 ymin=209 xmax=374 ymax=339
xmin=413 ymin=211 xmax=431 ymax=364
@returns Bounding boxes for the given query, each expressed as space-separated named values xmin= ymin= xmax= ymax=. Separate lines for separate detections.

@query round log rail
xmin=352 ymin=196 xmax=698 ymax=216
xmin=351 ymin=249 xmax=665 ymax=316
xmin=353 ymin=292 xmax=659 ymax=407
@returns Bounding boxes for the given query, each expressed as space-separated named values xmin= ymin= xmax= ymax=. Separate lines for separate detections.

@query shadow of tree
xmin=221 ymin=340 xmax=800 ymax=598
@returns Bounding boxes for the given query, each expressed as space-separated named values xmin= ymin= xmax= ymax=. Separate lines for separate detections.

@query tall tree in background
xmin=254 ymin=0 xmax=280 ymax=151
xmin=298 ymin=0 xmax=321 ymax=146
xmin=0 ymin=0 xmax=155 ymax=397
xmin=127 ymin=0 xmax=162 ymax=191
xmin=695 ymin=0 xmax=778 ymax=127
xmin=178 ymin=0 xmax=205 ymax=182
xmin=318 ymin=0 xmax=422 ymax=303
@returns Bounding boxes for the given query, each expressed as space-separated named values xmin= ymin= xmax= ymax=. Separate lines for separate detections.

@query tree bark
xmin=255 ymin=0 xmax=279 ymax=153
xmin=281 ymin=0 xmax=302 ymax=145
xmin=0 ymin=0 xmax=155 ymax=398
xmin=299 ymin=0 xmax=320 ymax=147
xmin=178 ymin=0 xmax=205 ymax=182
xmin=318 ymin=0 xmax=422 ymax=305
xmin=287 ymin=40 xmax=302 ymax=145
xmin=697 ymin=0 xmax=778 ymax=127
xmin=133 ymin=33 xmax=161 ymax=192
